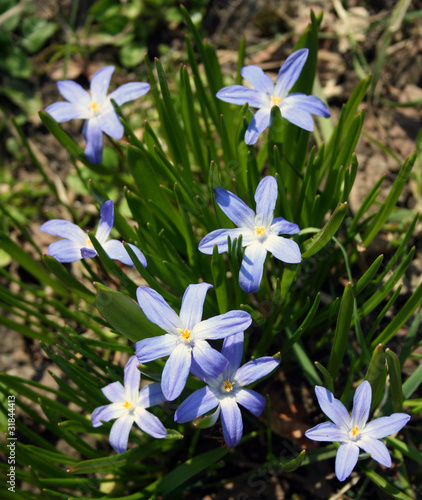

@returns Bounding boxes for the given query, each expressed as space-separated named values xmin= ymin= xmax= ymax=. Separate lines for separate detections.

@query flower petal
xmin=179 ymin=282 xmax=213 ymax=330
xmin=274 ymin=49 xmax=309 ymax=99
xmin=91 ymin=403 xmax=127 ymax=427
xmin=221 ymin=331 xmax=244 ymax=376
xmin=270 ymin=217 xmax=300 ymax=235
xmin=193 ymin=310 xmax=252 ymax=341
xmin=45 ymin=102 xmax=89 ymax=122
xmin=235 ymin=357 xmax=280 ymax=386
xmin=361 ymin=413 xmax=410 ymax=439
xmin=358 ymin=436 xmax=392 ymax=467
xmin=216 ymin=85 xmax=267 ymax=108
xmin=244 ymin=107 xmax=271 ymax=145
xmin=235 ymin=388 xmax=266 ymax=417
xmin=47 ymin=240 xmax=84 ymax=263
xmin=109 ymin=82 xmax=150 ymax=105
xmin=198 ymin=228 xmax=254 ymax=255
xmin=220 ymin=396 xmax=243 ymax=447
xmin=351 ymin=380 xmax=372 ymax=428
xmin=57 ymin=80 xmax=91 ymax=105
xmin=263 ymin=234 xmax=301 ymax=264
xmin=174 ymin=386 xmax=219 ymax=423
xmin=138 ymin=382 xmax=167 ymax=408
xmin=98 ymin=110 xmax=124 ymax=139
xmin=109 ymin=415 xmax=134 ymax=454
xmin=254 ymin=176 xmax=278 ymax=227
xmin=135 ymin=334 xmax=177 ymax=363
xmin=102 ymin=239 xmax=142 ymax=266
xmin=96 ymin=200 xmax=114 ymax=243
xmin=192 ymin=340 xmax=228 ymax=378
xmin=123 ymin=356 xmax=141 ymax=404
xmin=305 ymin=422 xmax=348 ymax=442
xmin=83 ymin=118 xmax=103 ymax=164
xmin=239 ymin=241 xmax=267 ymax=293
xmin=134 ymin=407 xmax=167 ymax=439
xmin=161 ymin=343 xmax=191 ymax=401
xmin=80 ymin=247 xmax=97 ymax=259
xmin=40 ymin=220 xmax=87 ymax=245
xmin=283 ymin=93 xmax=330 ymax=117
xmin=281 ymin=106 xmax=314 ymax=131
xmin=314 ymin=386 xmax=351 ymax=430
xmin=90 ymin=66 xmax=115 ymax=103
xmin=102 ymin=381 xmax=124 ymax=403
xmin=127 ymin=243 xmax=147 ymax=267
xmin=240 ymin=65 xmax=274 ymax=94
xmin=136 ymin=287 xmax=182 ymax=334
xmin=335 ymin=442 xmax=360 ymax=481
xmin=214 ymin=187 xmax=256 ymax=228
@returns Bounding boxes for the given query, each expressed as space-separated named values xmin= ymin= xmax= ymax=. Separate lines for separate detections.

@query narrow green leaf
xmin=385 ymin=349 xmax=403 ymax=412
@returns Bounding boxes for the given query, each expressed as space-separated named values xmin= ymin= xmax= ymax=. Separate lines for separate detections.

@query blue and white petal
xmin=45 ymin=102 xmax=89 ymax=122
xmin=263 ymin=234 xmax=301 ymax=264
xmin=123 ymin=356 xmax=141 ymax=404
xmin=335 ymin=441 xmax=360 ymax=481
xmin=305 ymin=422 xmax=349 ymax=442
xmin=314 ymin=386 xmax=351 ymax=430
xmin=136 ymin=287 xmax=183 ymax=334
xmin=102 ymin=239 xmax=139 ymax=266
xmin=221 ymin=332 xmax=244 ymax=377
xmin=220 ymin=396 xmax=243 ymax=447
xmin=40 ymin=219 xmax=87 ymax=245
xmin=109 ymin=414 xmax=134 ymax=454
xmin=83 ymin=118 xmax=103 ymax=164
xmin=57 ymin=80 xmax=91 ymax=106
xmin=134 ymin=407 xmax=167 ymax=439
xmin=90 ymin=66 xmax=115 ymax=103
xmin=98 ymin=110 xmax=124 ymax=140
xmin=109 ymin=82 xmax=150 ymax=105
xmin=47 ymin=240 xmax=84 ymax=263
xmin=361 ymin=413 xmax=410 ymax=439
xmin=274 ymin=49 xmax=309 ymax=99
xmin=270 ymin=217 xmax=300 ymax=235
xmin=91 ymin=403 xmax=127 ymax=427
xmin=239 ymin=241 xmax=267 ymax=293
xmin=174 ymin=386 xmax=220 ymax=423
xmin=235 ymin=388 xmax=266 ymax=417
xmin=283 ymin=93 xmax=330 ymax=117
xmin=80 ymin=247 xmax=97 ymax=259
xmin=235 ymin=357 xmax=280 ymax=386
xmin=198 ymin=228 xmax=253 ymax=255
xmin=138 ymin=382 xmax=167 ymax=409
xmin=102 ymin=381 xmax=125 ymax=403
xmin=240 ymin=65 xmax=274 ymax=94
xmin=193 ymin=310 xmax=252 ymax=341
xmin=281 ymin=106 xmax=314 ymax=131
xmin=244 ymin=107 xmax=271 ymax=145
xmin=254 ymin=176 xmax=278 ymax=227
xmin=179 ymin=283 xmax=212 ymax=330
xmin=191 ymin=340 xmax=228 ymax=378
xmin=214 ymin=187 xmax=256 ymax=228
xmin=350 ymin=380 xmax=372 ymax=428
xmin=216 ymin=85 xmax=267 ymax=108
xmin=161 ymin=343 xmax=192 ymax=401
xmin=358 ymin=436 xmax=392 ymax=467
xmin=135 ymin=334 xmax=177 ymax=364
xmin=96 ymin=200 xmax=114 ymax=243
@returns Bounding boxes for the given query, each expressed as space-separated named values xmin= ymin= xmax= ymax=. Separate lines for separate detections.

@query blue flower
xmin=216 ymin=49 xmax=330 ymax=144
xmin=305 ymin=381 xmax=411 ymax=481
xmin=45 ymin=66 xmax=150 ymax=163
xmin=91 ymin=356 xmax=167 ymax=453
xmin=40 ymin=199 xmax=147 ymax=266
xmin=175 ymin=332 xmax=280 ymax=447
xmin=199 ymin=176 xmax=301 ymax=293
xmin=135 ymin=283 xmax=252 ymax=401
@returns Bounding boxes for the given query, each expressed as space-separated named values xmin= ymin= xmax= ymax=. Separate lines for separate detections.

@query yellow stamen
xmin=350 ymin=425 xmax=360 ymax=437
xmin=223 ymin=379 xmax=234 ymax=392
xmin=254 ymin=226 xmax=266 ymax=237
xmin=178 ymin=327 xmax=192 ymax=342
xmin=270 ymin=95 xmax=281 ymax=106
xmin=89 ymin=101 xmax=101 ymax=113
xmin=122 ymin=401 xmax=132 ymax=409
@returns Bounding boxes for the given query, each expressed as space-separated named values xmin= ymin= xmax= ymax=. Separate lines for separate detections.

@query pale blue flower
xmin=216 ymin=49 xmax=330 ymax=144
xmin=40 ymin=200 xmax=147 ymax=266
xmin=305 ymin=381 xmax=410 ymax=481
xmin=45 ymin=66 xmax=150 ymax=163
xmin=199 ymin=176 xmax=301 ymax=293
xmin=135 ymin=283 xmax=252 ymax=401
xmin=91 ymin=356 xmax=167 ymax=453
xmin=175 ymin=332 xmax=280 ymax=447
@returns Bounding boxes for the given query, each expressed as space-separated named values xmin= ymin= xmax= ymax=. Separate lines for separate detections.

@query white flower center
xmin=89 ymin=101 xmax=102 ymax=116
xmin=254 ymin=226 xmax=266 ymax=238
xmin=222 ymin=379 xmax=235 ymax=392
xmin=178 ymin=327 xmax=192 ymax=343
xmin=350 ymin=425 xmax=361 ymax=441
xmin=270 ymin=95 xmax=281 ymax=106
